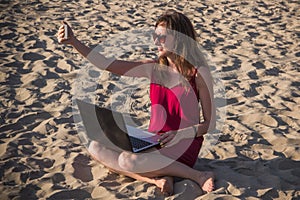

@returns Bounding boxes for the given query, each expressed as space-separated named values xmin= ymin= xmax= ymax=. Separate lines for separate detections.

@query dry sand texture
xmin=1 ymin=0 xmax=300 ymax=199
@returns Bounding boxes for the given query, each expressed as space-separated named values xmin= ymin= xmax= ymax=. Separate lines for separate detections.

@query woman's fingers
xmin=58 ymin=37 xmax=65 ymax=43
xmin=57 ymin=33 xmax=65 ymax=43
xmin=58 ymin=27 xmax=65 ymax=34
xmin=57 ymin=31 xmax=63 ymax=37
xmin=159 ymin=132 xmax=176 ymax=147
xmin=158 ymin=133 xmax=169 ymax=143
xmin=57 ymin=34 xmax=68 ymax=44
xmin=57 ymin=25 xmax=66 ymax=35
xmin=57 ymin=27 xmax=64 ymax=43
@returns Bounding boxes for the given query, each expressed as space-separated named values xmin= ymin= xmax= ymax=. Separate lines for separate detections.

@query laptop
xmin=76 ymin=99 xmax=160 ymax=153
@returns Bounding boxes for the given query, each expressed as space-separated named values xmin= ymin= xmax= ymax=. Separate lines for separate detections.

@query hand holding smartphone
xmin=57 ymin=21 xmax=72 ymax=44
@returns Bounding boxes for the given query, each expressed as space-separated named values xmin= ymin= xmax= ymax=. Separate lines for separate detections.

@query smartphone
xmin=64 ymin=24 xmax=68 ymax=39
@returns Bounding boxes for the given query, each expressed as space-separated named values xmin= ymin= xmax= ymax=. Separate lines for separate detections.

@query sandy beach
xmin=1 ymin=0 xmax=300 ymax=199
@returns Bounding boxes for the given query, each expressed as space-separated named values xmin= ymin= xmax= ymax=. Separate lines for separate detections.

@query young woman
xmin=57 ymin=9 xmax=216 ymax=196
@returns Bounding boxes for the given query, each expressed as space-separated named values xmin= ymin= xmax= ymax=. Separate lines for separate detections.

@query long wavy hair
xmin=155 ymin=9 xmax=209 ymax=79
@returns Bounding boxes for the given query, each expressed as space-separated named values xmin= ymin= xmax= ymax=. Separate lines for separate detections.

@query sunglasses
xmin=152 ymin=32 xmax=167 ymax=44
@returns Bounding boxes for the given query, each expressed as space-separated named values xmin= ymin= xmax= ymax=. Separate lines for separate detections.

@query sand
xmin=0 ymin=0 xmax=299 ymax=199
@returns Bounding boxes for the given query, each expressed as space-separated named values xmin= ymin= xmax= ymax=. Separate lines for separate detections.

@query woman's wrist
xmin=70 ymin=37 xmax=79 ymax=47
xmin=192 ymin=125 xmax=198 ymax=137
xmin=70 ymin=37 xmax=92 ymax=58
xmin=174 ymin=126 xmax=197 ymax=138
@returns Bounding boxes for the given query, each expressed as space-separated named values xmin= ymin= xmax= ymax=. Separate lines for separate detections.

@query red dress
xmin=148 ymin=68 xmax=204 ymax=167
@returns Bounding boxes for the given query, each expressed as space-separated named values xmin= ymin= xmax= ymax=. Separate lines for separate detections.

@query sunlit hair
xmin=155 ymin=9 xmax=209 ymax=79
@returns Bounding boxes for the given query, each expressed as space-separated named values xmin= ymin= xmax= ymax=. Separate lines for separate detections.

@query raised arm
xmin=57 ymin=21 xmax=154 ymax=78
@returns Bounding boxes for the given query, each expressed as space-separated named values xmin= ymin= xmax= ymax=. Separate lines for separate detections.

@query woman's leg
xmin=121 ymin=150 xmax=214 ymax=192
xmin=89 ymin=141 xmax=214 ymax=193
xmin=88 ymin=141 xmax=174 ymax=195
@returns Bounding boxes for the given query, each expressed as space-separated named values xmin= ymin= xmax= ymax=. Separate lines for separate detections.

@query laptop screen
xmin=76 ymin=99 xmax=132 ymax=152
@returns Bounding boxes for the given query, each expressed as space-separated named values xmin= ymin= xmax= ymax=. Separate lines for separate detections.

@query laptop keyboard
xmin=129 ymin=136 xmax=152 ymax=149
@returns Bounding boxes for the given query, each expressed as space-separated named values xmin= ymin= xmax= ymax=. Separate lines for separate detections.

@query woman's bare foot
xmin=196 ymin=171 xmax=215 ymax=193
xmin=154 ymin=176 xmax=174 ymax=196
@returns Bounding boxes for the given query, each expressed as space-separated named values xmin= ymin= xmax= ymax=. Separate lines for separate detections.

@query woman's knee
xmin=88 ymin=141 xmax=106 ymax=161
xmin=118 ymin=151 xmax=139 ymax=172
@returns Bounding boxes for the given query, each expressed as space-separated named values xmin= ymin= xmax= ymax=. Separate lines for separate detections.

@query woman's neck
xmin=166 ymin=55 xmax=196 ymax=79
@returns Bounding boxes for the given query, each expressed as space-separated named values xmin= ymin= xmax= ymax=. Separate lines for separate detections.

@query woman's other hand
xmin=158 ymin=131 xmax=177 ymax=147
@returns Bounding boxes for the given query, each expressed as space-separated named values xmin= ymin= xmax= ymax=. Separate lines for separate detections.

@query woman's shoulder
xmin=195 ymin=66 xmax=213 ymax=89
xmin=195 ymin=66 xmax=211 ymax=77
